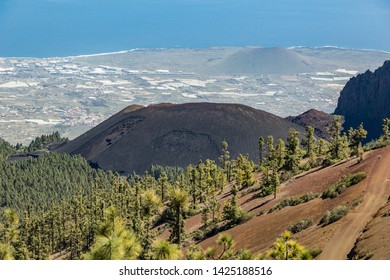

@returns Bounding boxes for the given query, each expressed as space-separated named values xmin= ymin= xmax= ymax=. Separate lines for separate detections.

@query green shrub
xmin=252 ymin=186 xmax=273 ymax=199
xmin=322 ymin=172 xmax=367 ymax=199
xmin=322 ymin=158 xmax=339 ymax=167
xmin=223 ymin=201 xmax=253 ymax=226
xmin=269 ymin=193 xmax=319 ymax=213
xmin=383 ymin=210 xmax=390 ymax=217
xmin=320 ymin=205 xmax=349 ymax=226
xmin=351 ymin=197 xmax=363 ymax=208
xmin=311 ymin=157 xmax=325 ymax=168
xmin=373 ymin=139 xmax=390 ymax=149
xmin=288 ymin=219 xmax=313 ymax=234
xmin=240 ymin=185 xmax=261 ymax=197
xmin=363 ymin=140 xmax=378 ymax=151
xmin=299 ymin=161 xmax=311 ymax=172
xmin=280 ymin=171 xmax=294 ymax=183
xmin=363 ymin=252 xmax=374 ymax=260
xmin=309 ymin=248 xmax=322 ymax=258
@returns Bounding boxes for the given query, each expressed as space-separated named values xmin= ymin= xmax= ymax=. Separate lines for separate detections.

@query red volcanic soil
xmin=180 ymin=146 xmax=390 ymax=259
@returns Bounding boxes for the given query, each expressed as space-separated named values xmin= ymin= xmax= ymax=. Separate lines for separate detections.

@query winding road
xmin=318 ymin=150 xmax=390 ymax=259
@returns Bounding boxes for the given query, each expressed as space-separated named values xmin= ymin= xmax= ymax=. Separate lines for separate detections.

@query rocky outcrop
xmin=334 ymin=60 xmax=390 ymax=140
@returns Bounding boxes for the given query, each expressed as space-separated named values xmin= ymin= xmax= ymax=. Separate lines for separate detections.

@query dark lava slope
xmin=57 ymin=103 xmax=305 ymax=174
xmin=286 ymin=109 xmax=335 ymax=140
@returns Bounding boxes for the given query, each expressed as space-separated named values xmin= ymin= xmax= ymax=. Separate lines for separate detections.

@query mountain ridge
xmin=334 ymin=60 xmax=390 ymax=140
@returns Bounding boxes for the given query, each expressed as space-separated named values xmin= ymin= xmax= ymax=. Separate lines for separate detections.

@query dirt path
xmin=318 ymin=151 xmax=390 ymax=259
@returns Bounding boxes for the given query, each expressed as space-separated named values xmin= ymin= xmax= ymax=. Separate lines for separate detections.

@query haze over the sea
xmin=1 ymin=0 xmax=389 ymax=57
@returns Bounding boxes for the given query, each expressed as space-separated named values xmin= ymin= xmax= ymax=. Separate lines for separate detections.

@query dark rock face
xmin=286 ymin=109 xmax=335 ymax=140
xmin=334 ymin=61 xmax=390 ymax=141
xmin=57 ymin=102 xmax=305 ymax=174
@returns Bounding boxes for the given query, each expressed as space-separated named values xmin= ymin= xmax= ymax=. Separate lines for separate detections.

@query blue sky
xmin=0 ymin=0 xmax=389 ymax=57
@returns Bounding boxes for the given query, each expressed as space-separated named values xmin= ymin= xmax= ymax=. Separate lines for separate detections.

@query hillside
xmin=181 ymin=146 xmax=390 ymax=259
xmin=2 ymin=115 xmax=390 ymax=260
xmin=350 ymin=198 xmax=390 ymax=259
xmin=335 ymin=60 xmax=390 ymax=141
xmin=286 ymin=109 xmax=335 ymax=140
xmin=56 ymin=102 xmax=306 ymax=174
xmin=210 ymin=47 xmax=318 ymax=75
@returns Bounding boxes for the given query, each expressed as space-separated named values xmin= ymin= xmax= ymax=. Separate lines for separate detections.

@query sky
xmin=0 ymin=0 xmax=389 ymax=57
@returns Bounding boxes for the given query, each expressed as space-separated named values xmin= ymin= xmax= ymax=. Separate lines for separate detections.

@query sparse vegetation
xmin=280 ymin=171 xmax=294 ymax=183
xmin=322 ymin=172 xmax=367 ymax=199
xmin=269 ymin=193 xmax=319 ymax=213
xmin=308 ymin=248 xmax=322 ymax=258
xmin=351 ymin=197 xmax=364 ymax=208
xmin=223 ymin=200 xmax=253 ymax=226
xmin=240 ymin=185 xmax=261 ymax=197
xmin=288 ymin=219 xmax=313 ymax=234
xmin=320 ymin=205 xmax=349 ymax=226
xmin=377 ymin=118 xmax=390 ymax=147
xmin=187 ymin=233 xmax=262 ymax=260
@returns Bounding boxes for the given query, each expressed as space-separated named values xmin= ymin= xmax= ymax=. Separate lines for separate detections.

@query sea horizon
xmin=2 ymin=45 xmax=390 ymax=59
xmin=1 ymin=0 xmax=389 ymax=58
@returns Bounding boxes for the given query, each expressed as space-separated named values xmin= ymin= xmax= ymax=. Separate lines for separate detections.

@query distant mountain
xmin=286 ymin=109 xmax=335 ymax=140
xmin=56 ymin=102 xmax=305 ymax=174
xmin=210 ymin=47 xmax=318 ymax=74
xmin=334 ymin=60 xmax=390 ymax=141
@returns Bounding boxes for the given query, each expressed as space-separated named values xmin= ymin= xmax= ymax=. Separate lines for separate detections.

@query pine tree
xmin=0 ymin=243 xmax=13 ymax=260
xmin=220 ymin=140 xmax=230 ymax=168
xmin=266 ymin=136 xmax=275 ymax=165
xmin=0 ymin=209 xmax=20 ymax=260
xmin=348 ymin=123 xmax=367 ymax=156
xmin=302 ymin=126 xmax=317 ymax=159
xmin=380 ymin=118 xmax=390 ymax=144
xmin=152 ymin=240 xmax=182 ymax=260
xmin=140 ymin=189 xmax=162 ymax=258
xmin=284 ymin=128 xmax=304 ymax=173
xmin=339 ymin=132 xmax=350 ymax=159
xmin=268 ymin=231 xmax=312 ymax=260
xmin=158 ymin=172 xmax=169 ymax=202
xmin=188 ymin=164 xmax=197 ymax=210
xmin=271 ymin=169 xmax=280 ymax=199
xmin=169 ymin=188 xmax=189 ymax=245
xmin=328 ymin=115 xmax=346 ymax=160
xmin=219 ymin=140 xmax=230 ymax=179
xmin=235 ymin=154 xmax=256 ymax=189
xmin=317 ymin=138 xmax=329 ymax=156
xmin=216 ymin=233 xmax=235 ymax=259
xmin=84 ymin=206 xmax=141 ymax=260
xmin=275 ymin=139 xmax=286 ymax=169
xmin=258 ymin=136 xmax=265 ymax=166
xmin=223 ymin=184 xmax=247 ymax=226
xmin=133 ymin=180 xmax=142 ymax=233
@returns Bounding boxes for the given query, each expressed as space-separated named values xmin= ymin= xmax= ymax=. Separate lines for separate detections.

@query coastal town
xmin=0 ymin=47 xmax=389 ymax=144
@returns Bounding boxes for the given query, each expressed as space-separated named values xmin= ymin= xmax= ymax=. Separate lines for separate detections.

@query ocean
xmin=0 ymin=0 xmax=389 ymax=57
